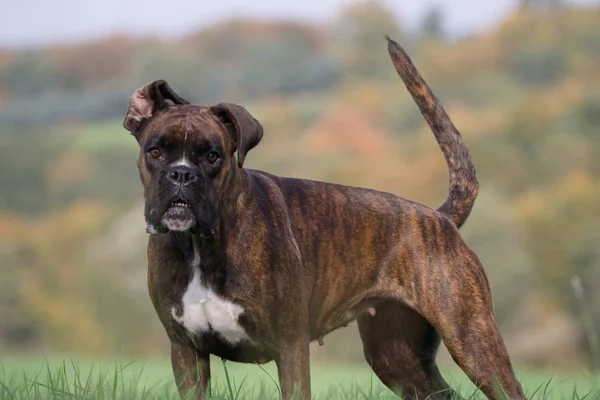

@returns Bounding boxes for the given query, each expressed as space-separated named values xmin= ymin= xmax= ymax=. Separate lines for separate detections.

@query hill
xmin=0 ymin=1 xmax=599 ymax=370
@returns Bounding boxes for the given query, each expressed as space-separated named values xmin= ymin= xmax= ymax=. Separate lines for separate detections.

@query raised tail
xmin=385 ymin=36 xmax=479 ymax=229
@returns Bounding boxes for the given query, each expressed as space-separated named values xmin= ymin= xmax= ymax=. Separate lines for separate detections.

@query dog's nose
xmin=167 ymin=165 xmax=198 ymax=185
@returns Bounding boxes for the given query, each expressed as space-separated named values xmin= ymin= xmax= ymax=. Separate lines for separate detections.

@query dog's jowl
xmin=122 ymin=37 xmax=526 ymax=400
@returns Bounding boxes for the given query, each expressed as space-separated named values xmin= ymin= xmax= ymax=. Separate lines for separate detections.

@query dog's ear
xmin=210 ymin=103 xmax=264 ymax=168
xmin=123 ymin=80 xmax=190 ymax=137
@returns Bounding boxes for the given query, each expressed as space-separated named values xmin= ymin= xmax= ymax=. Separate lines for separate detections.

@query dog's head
xmin=123 ymin=80 xmax=263 ymax=235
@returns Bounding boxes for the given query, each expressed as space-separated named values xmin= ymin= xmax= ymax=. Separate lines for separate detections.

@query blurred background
xmin=1 ymin=0 xmax=599 ymax=374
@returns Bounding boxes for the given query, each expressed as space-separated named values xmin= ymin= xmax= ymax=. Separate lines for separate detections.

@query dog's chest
xmin=171 ymin=258 xmax=248 ymax=345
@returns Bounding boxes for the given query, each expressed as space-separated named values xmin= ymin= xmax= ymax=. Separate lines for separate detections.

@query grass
xmin=0 ymin=355 xmax=599 ymax=399
xmin=74 ymin=119 xmax=137 ymax=151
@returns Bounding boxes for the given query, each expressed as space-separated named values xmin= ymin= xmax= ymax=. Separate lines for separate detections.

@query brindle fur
xmin=122 ymin=38 xmax=526 ymax=400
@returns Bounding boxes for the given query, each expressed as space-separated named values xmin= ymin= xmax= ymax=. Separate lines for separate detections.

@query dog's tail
xmin=386 ymin=36 xmax=479 ymax=229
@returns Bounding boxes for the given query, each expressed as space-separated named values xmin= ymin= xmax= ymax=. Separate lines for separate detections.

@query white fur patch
xmin=146 ymin=223 xmax=161 ymax=235
xmin=172 ymin=157 xmax=192 ymax=167
xmin=171 ymin=241 xmax=248 ymax=345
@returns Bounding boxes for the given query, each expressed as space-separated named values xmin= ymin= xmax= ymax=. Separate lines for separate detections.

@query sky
xmin=1 ymin=0 xmax=599 ymax=48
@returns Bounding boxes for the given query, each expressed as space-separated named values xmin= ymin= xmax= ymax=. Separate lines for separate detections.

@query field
xmin=0 ymin=356 xmax=598 ymax=399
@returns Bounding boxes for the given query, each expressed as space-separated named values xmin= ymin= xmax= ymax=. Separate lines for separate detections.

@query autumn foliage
xmin=0 ymin=1 xmax=599 ymax=369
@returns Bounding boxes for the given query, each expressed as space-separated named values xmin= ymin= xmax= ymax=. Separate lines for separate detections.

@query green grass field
xmin=0 ymin=355 xmax=598 ymax=399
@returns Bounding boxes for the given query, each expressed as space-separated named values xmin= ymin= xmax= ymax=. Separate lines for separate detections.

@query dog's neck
xmin=219 ymin=158 xmax=250 ymax=222
xmin=166 ymin=228 xmax=228 ymax=290
xmin=166 ymin=162 xmax=252 ymax=289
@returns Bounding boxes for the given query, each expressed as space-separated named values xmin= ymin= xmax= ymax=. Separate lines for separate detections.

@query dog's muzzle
xmin=161 ymin=199 xmax=196 ymax=232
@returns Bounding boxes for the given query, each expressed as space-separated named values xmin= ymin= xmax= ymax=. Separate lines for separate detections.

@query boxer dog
xmin=122 ymin=37 xmax=526 ymax=400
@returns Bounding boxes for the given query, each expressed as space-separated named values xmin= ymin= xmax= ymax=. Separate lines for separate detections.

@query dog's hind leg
xmin=357 ymin=302 xmax=455 ymax=399
xmin=413 ymin=249 xmax=527 ymax=400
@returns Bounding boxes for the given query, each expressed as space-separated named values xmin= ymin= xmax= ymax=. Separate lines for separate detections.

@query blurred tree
xmin=331 ymin=0 xmax=404 ymax=81
xmin=18 ymin=201 xmax=112 ymax=353
xmin=519 ymin=0 xmax=564 ymax=9
xmin=420 ymin=5 xmax=446 ymax=41
xmin=180 ymin=20 xmax=339 ymax=101
xmin=0 ymin=218 xmax=39 ymax=351
xmin=516 ymin=171 xmax=600 ymax=304
xmin=509 ymin=47 xmax=567 ymax=86
xmin=577 ymin=92 xmax=600 ymax=138
xmin=133 ymin=44 xmax=207 ymax=101
xmin=0 ymin=52 xmax=60 ymax=97
xmin=0 ymin=127 xmax=66 ymax=214
xmin=0 ymin=3 xmax=599 ymax=366
xmin=48 ymin=37 xmax=135 ymax=92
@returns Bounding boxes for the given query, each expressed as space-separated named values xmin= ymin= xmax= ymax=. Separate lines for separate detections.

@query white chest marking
xmin=171 ymin=241 xmax=248 ymax=345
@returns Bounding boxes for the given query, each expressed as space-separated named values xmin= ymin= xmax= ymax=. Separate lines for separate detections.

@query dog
xmin=121 ymin=37 xmax=526 ymax=400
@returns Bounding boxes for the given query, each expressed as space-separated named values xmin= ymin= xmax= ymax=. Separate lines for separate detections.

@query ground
xmin=0 ymin=355 xmax=598 ymax=399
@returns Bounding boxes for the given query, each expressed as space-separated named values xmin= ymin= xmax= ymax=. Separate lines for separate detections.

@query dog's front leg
xmin=276 ymin=338 xmax=311 ymax=400
xmin=171 ymin=341 xmax=210 ymax=399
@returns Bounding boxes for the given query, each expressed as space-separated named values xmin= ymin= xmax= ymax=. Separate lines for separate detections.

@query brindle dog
xmin=122 ymin=37 xmax=526 ymax=400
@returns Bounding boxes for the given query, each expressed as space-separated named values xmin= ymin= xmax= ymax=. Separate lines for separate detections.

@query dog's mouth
xmin=161 ymin=198 xmax=196 ymax=232
xmin=170 ymin=199 xmax=191 ymax=209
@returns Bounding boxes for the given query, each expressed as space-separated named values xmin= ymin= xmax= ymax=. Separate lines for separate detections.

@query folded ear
xmin=210 ymin=103 xmax=264 ymax=168
xmin=123 ymin=80 xmax=190 ymax=136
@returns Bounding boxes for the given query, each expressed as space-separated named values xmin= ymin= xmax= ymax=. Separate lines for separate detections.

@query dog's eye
xmin=148 ymin=148 xmax=163 ymax=160
xmin=206 ymin=151 xmax=219 ymax=164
